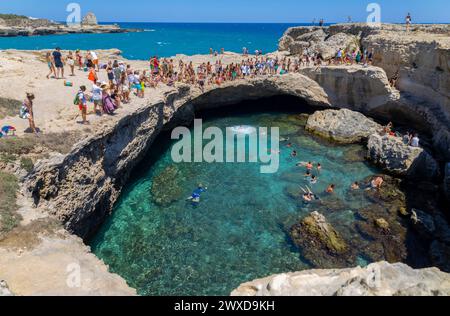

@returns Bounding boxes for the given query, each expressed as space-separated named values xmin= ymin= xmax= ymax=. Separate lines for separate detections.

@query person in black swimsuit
xmin=52 ymin=47 xmax=65 ymax=79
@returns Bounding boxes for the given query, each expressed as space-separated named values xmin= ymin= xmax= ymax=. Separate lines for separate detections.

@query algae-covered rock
xmin=290 ymin=211 xmax=353 ymax=268
xmin=150 ymin=165 xmax=183 ymax=207
xmin=375 ymin=218 xmax=390 ymax=231
xmin=363 ymin=175 xmax=405 ymax=205
xmin=398 ymin=206 xmax=409 ymax=217
xmin=355 ymin=205 xmax=407 ymax=263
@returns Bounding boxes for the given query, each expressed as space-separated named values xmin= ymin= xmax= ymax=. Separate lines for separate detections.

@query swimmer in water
xmin=187 ymin=184 xmax=208 ymax=204
xmin=291 ymin=150 xmax=297 ymax=157
xmin=304 ymin=170 xmax=312 ymax=178
xmin=326 ymin=184 xmax=335 ymax=194
xmin=306 ymin=161 xmax=313 ymax=170
xmin=310 ymin=175 xmax=318 ymax=184
xmin=317 ymin=163 xmax=322 ymax=173
xmin=301 ymin=185 xmax=319 ymax=203
xmin=286 ymin=143 xmax=293 ymax=148
xmin=280 ymin=137 xmax=290 ymax=142
xmin=351 ymin=182 xmax=360 ymax=190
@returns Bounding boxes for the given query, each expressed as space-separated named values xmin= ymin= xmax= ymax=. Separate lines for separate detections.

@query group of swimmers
xmin=281 ymin=138 xmax=385 ymax=204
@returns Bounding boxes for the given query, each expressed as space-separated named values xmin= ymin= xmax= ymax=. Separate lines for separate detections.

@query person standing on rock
xmin=406 ymin=13 xmax=412 ymax=32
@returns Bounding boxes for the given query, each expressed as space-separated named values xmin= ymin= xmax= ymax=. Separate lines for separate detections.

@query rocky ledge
xmin=368 ymin=134 xmax=439 ymax=180
xmin=231 ymin=261 xmax=450 ymax=296
xmin=306 ymin=108 xmax=382 ymax=143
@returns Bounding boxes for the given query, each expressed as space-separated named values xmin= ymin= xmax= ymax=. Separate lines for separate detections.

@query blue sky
xmin=1 ymin=0 xmax=448 ymax=23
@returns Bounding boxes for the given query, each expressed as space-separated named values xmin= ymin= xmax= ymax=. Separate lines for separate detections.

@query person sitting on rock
xmin=410 ymin=134 xmax=420 ymax=147
xmin=370 ymin=177 xmax=384 ymax=189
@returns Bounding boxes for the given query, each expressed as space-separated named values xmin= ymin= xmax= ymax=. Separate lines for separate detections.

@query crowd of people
xmin=12 ymin=30 xmax=407 ymax=136
xmin=38 ymin=42 xmax=379 ymax=127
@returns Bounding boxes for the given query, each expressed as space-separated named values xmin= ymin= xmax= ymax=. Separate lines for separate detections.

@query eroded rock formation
xmin=231 ymin=261 xmax=450 ymax=296
xmin=82 ymin=13 xmax=98 ymax=26
xmin=306 ymin=108 xmax=382 ymax=143
xmin=367 ymin=134 xmax=439 ymax=180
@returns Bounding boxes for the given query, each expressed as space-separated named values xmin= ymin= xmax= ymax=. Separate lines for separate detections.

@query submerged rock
xmin=355 ymin=206 xmax=407 ymax=263
xmin=363 ymin=175 xmax=405 ymax=206
xmin=375 ymin=218 xmax=390 ymax=231
xmin=150 ymin=165 xmax=183 ymax=207
xmin=232 ymin=261 xmax=450 ymax=296
xmin=367 ymin=134 xmax=439 ymax=180
xmin=283 ymin=185 xmax=302 ymax=201
xmin=306 ymin=109 xmax=382 ymax=144
xmin=290 ymin=211 xmax=353 ymax=268
xmin=342 ymin=146 xmax=367 ymax=163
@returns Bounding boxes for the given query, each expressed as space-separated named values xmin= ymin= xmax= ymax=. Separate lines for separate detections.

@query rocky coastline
xmin=1 ymin=23 xmax=450 ymax=295
xmin=0 ymin=13 xmax=140 ymax=37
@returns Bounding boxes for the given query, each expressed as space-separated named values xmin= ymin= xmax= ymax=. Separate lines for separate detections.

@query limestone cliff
xmin=280 ymin=23 xmax=450 ymax=161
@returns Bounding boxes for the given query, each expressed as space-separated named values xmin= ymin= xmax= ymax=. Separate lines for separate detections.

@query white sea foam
xmin=229 ymin=125 xmax=257 ymax=135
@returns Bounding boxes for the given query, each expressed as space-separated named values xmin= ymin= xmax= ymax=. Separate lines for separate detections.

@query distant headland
xmin=0 ymin=13 xmax=141 ymax=37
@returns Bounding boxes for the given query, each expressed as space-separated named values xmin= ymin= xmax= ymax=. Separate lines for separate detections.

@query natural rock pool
xmin=90 ymin=99 xmax=419 ymax=296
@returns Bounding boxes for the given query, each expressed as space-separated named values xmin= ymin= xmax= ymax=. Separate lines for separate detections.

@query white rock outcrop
xmin=306 ymin=108 xmax=382 ymax=143
xmin=231 ymin=261 xmax=450 ymax=296
xmin=82 ymin=12 xmax=98 ymax=26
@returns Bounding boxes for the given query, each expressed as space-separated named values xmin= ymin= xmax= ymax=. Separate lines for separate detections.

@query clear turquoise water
xmin=0 ymin=23 xmax=312 ymax=59
xmin=90 ymin=107 xmax=380 ymax=296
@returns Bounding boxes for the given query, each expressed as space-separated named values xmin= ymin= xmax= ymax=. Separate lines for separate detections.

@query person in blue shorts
xmin=187 ymin=184 xmax=208 ymax=204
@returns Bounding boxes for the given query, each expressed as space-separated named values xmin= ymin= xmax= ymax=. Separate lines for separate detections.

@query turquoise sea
xmin=90 ymin=101 xmax=382 ymax=296
xmin=0 ymin=22 xmax=320 ymax=59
